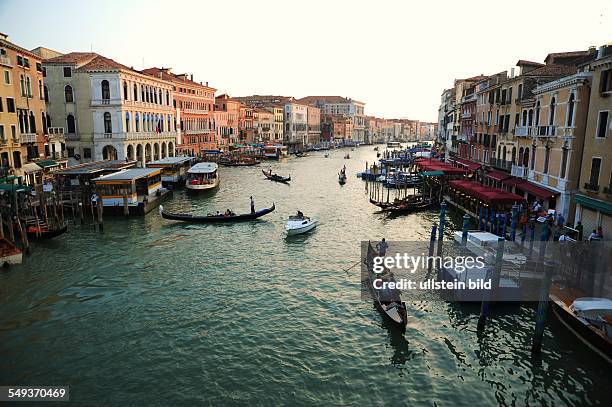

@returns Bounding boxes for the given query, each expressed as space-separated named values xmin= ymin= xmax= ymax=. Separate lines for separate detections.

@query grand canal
xmin=1 ymin=147 xmax=609 ymax=405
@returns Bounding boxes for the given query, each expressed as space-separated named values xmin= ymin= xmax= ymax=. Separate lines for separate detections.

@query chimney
xmin=510 ymin=67 xmax=515 ymax=78
xmin=206 ymin=81 xmax=208 ymax=86
xmin=190 ymin=74 xmax=193 ymax=81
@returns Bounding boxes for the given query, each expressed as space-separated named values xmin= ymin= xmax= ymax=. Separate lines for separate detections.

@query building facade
xmin=254 ymin=108 xmax=274 ymax=142
xmin=44 ymin=52 xmax=176 ymax=165
xmin=142 ymin=68 xmax=216 ymax=156
xmin=297 ymin=96 xmax=365 ymax=143
xmin=283 ymin=101 xmax=308 ymax=150
xmin=214 ymin=94 xmax=240 ymax=148
xmin=306 ymin=105 xmax=321 ymax=146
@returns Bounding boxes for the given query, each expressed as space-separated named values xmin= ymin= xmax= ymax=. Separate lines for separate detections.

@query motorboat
xmin=285 ymin=214 xmax=317 ymax=235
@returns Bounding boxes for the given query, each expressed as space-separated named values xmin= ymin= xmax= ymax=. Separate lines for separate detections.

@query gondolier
xmin=250 ymin=196 xmax=255 ymax=214
xmin=376 ymin=238 xmax=388 ymax=257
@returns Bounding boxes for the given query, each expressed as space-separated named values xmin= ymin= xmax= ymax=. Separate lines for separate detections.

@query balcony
xmin=491 ymin=158 xmax=512 ymax=171
xmin=461 ymin=112 xmax=473 ymax=119
xmin=537 ymin=125 xmax=556 ymax=137
xmin=183 ymin=108 xmax=210 ymax=115
xmin=515 ymin=126 xmax=530 ymax=137
xmin=46 ymin=127 xmax=65 ymax=141
xmin=93 ymin=131 xmax=176 ymax=141
xmin=511 ymin=164 xmax=528 ymax=178
xmin=20 ymin=133 xmax=37 ymax=143
xmin=562 ymin=127 xmax=575 ymax=138
xmin=584 ymin=182 xmax=599 ymax=192
xmin=91 ymin=98 xmax=121 ymax=107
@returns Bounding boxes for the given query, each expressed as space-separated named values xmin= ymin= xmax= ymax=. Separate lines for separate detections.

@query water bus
xmin=263 ymin=145 xmax=289 ymax=159
xmin=146 ymin=156 xmax=195 ymax=187
xmin=186 ymin=162 xmax=219 ymax=192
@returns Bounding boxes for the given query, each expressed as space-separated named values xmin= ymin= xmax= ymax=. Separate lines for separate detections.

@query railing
xmin=184 ymin=129 xmax=212 ymax=135
xmin=183 ymin=108 xmax=210 ymax=115
xmin=461 ymin=112 xmax=473 ymax=119
xmin=514 ymin=126 xmax=532 ymax=137
xmin=584 ymin=182 xmax=599 ymax=192
xmin=562 ymin=127 xmax=574 ymax=138
xmin=20 ymin=133 xmax=37 ymax=143
xmin=511 ymin=164 xmax=528 ymax=178
xmin=90 ymin=99 xmax=118 ymax=106
xmin=491 ymin=158 xmax=512 ymax=171
xmin=49 ymin=151 xmax=67 ymax=159
xmin=537 ymin=125 xmax=556 ymax=137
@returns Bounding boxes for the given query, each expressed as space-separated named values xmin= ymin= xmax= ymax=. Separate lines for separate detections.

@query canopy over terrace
xmin=414 ymin=158 xmax=466 ymax=175
xmin=502 ymin=178 xmax=557 ymax=201
xmin=448 ymin=180 xmax=523 ymax=205
xmin=452 ymin=158 xmax=481 ymax=171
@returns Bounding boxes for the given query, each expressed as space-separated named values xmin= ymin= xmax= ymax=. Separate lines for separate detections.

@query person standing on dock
xmin=250 ymin=196 xmax=255 ymax=214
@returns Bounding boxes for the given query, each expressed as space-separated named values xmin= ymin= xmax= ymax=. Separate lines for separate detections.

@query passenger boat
xmin=262 ymin=169 xmax=291 ymax=183
xmin=26 ymin=224 xmax=68 ymax=240
xmin=264 ymin=145 xmax=289 ymax=159
xmin=365 ymin=241 xmax=408 ymax=330
xmin=146 ymin=156 xmax=195 ymax=186
xmin=186 ymin=162 xmax=219 ymax=192
xmin=218 ymin=157 xmax=260 ymax=167
xmin=550 ymin=284 xmax=612 ymax=363
xmin=387 ymin=141 xmax=401 ymax=149
xmin=285 ymin=215 xmax=317 ymax=235
xmin=160 ymin=203 xmax=275 ymax=223
xmin=295 ymin=152 xmax=309 ymax=158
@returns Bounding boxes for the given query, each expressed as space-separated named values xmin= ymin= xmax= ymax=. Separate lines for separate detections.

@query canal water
xmin=1 ymin=147 xmax=609 ymax=405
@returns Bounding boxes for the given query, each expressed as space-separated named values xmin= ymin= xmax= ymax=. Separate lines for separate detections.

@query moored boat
xmin=0 ymin=238 xmax=22 ymax=266
xmin=262 ymin=169 xmax=291 ymax=183
xmin=26 ymin=224 xmax=68 ymax=240
xmin=160 ymin=203 xmax=275 ymax=223
xmin=186 ymin=162 xmax=219 ymax=192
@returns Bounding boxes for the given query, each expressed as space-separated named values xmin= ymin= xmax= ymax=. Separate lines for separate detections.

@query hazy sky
xmin=1 ymin=0 xmax=609 ymax=121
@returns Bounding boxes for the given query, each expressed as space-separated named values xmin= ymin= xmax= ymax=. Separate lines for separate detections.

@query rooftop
xmin=93 ymin=168 xmax=161 ymax=182
xmin=297 ymin=96 xmax=365 ymax=105
xmin=147 ymin=156 xmax=195 ymax=166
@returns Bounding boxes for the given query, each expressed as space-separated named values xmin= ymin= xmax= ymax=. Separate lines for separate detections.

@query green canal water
xmin=1 ymin=147 xmax=610 ymax=406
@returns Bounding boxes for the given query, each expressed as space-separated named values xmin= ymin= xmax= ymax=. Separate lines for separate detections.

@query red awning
xmin=454 ymin=158 xmax=481 ymax=171
xmin=485 ymin=170 xmax=512 ymax=182
xmin=448 ymin=180 xmax=523 ymax=204
xmin=502 ymin=179 xmax=557 ymax=200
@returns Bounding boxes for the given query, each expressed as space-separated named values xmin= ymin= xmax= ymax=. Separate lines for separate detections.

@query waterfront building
xmin=574 ymin=44 xmax=612 ymax=234
xmin=43 ymin=52 xmax=176 ymax=165
xmin=142 ymin=68 xmax=216 ymax=156
xmin=0 ymin=33 xmax=66 ymax=183
xmin=283 ymin=100 xmax=308 ymax=151
xmin=238 ymin=105 xmax=254 ymax=143
xmin=437 ymin=88 xmax=455 ymax=157
xmin=271 ymin=106 xmax=284 ymax=143
xmin=306 ymin=105 xmax=321 ymax=146
xmin=253 ymin=108 xmax=274 ymax=142
xmin=321 ymin=114 xmax=352 ymax=144
xmin=297 ymin=96 xmax=366 ymax=143
xmin=214 ymin=94 xmax=240 ymax=148
xmin=232 ymin=95 xmax=292 ymax=109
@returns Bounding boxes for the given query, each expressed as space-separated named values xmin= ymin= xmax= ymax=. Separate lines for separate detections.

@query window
xmin=0 ymin=125 xmax=4 ymax=140
xmin=596 ymin=111 xmax=609 ymax=138
xmin=67 ymin=114 xmax=76 ymax=133
xmin=600 ymin=69 xmax=612 ymax=93
xmin=29 ymin=112 xmax=36 ymax=133
xmin=560 ymin=147 xmax=568 ymax=179
xmin=38 ymin=80 xmax=43 ymax=99
xmin=63 ymin=67 xmax=71 ymax=77
xmin=44 ymin=85 xmax=49 ymax=102
xmin=0 ymin=97 xmax=2 ymax=112
xmin=531 ymin=146 xmax=536 ymax=170
xmin=36 ymin=62 xmax=42 ymax=72
xmin=19 ymin=75 xmax=25 ymax=96
xmin=123 ymin=81 xmax=128 ymax=100
xmin=83 ymin=148 xmax=91 ymax=159
xmin=104 ymin=112 xmax=112 ymax=133
xmin=133 ymin=83 xmax=138 ymax=101
xmin=135 ymin=113 xmax=140 ymax=132
xmin=101 ymin=80 xmax=110 ymax=100
xmin=566 ymin=93 xmax=575 ymax=127
xmin=125 ymin=112 xmax=130 ymax=132
xmin=518 ymin=84 xmax=523 ymax=100
xmin=26 ymin=76 xmax=31 ymax=97
xmin=543 ymin=146 xmax=550 ymax=174
xmin=64 ymin=85 xmax=73 ymax=103
xmin=522 ymin=110 xmax=527 ymax=126
xmin=535 ymin=101 xmax=541 ymax=126
xmin=3 ymin=70 xmax=10 ymax=84
xmin=589 ymin=157 xmax=602 ymax=186
xmin=549 ymin=97 xmax=556 ymax=125
xmin=6 ymin=97 xmax=15 ymax=113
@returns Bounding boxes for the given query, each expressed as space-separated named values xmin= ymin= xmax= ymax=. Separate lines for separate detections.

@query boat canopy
xmin=55 ymin=160 xmax=137 ymax=176
xmin=571 ymin=297 xmax=612 ymax=318
xmin=93 ymin=168 xmax=161 ymax=182
xmin=147 ymin=156 xmax=194 ymax=166
xmin=188 ymin=162 xmax=218 ymax=174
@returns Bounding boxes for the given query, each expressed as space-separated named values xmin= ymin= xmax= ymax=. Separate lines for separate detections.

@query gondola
xmin=338 ymin=173 xmax=347 ymax=185
xmin=365 ymin=241 xmax=408 ymax=330
xmin=26 ymin=224 xmax=68 ymax=240
xmin=382 ymin=198 xmax=435 ymax=214
xmin=262 ymin=169 xmax=291 ymax=183
xmin=159 ymin=203 xmax=275 ymax=223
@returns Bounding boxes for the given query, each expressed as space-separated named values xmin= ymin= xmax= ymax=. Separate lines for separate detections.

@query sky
xmin=0 ymin=0 xmax=610 ymax=122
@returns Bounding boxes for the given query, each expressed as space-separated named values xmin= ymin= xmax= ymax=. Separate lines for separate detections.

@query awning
xmin=485 ymin=170 xmax=512 ymax=182
xmin=421 ymin=170 xmax=445 ymax=177
xmin=448 ymin=180 xmax=523 ymax=204
xmin=454 ymin=158 xmax=481 ymax=171
xmin=0 ymin=183 xmax=31 ymax=193
xmin=35 ymin=160 xmax=59 ymax=169
xmin=574 ymin=193 xmax=612 ymax=216
xmin=503 ymin=179 xmax=557 ymax=200
xmin=23 ymin=163 xmax=43 ymax=174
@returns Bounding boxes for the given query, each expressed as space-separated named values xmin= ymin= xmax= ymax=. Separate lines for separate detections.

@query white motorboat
xmin=185 ymin=162 xmax=219 ymax=192
xmin=285 ymin=215 xmax=317 ymax=235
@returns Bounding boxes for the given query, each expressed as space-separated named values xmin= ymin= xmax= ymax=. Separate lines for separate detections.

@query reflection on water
xmin=0 ymin=147 xmax=609 ymax=405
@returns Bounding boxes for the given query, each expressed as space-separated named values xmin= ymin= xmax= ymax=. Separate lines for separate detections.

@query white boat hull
xmin=186 ymin=177 xmax=219 ymax=191
xmin=285 ymin=219 xmax=317 ymax=235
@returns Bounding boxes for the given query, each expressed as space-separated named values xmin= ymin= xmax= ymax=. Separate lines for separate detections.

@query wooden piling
xmin=531 ymin=251 xmax=554 ymax=354
xmin=97 ymin=197 xmax=104 ymax=231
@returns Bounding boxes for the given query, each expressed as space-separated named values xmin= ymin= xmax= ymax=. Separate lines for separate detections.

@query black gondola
xmin=262 ymin=169 xmax=291 ymax=183
xmin=382 ymin=198 xmax=434 ymax=214
xmin=160 ymin=203 xmax=275 ymax=223
xmin=365 ymin=242 xmax=408 ymax=330
xmin=26 ymin=224 xmax=68 ymax=240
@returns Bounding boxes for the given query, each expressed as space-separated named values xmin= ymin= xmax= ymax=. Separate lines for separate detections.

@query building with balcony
xmin=0 ymin=33 xmax=48 ymax=181
xmin=253 ymin=108 xmax=274 ymax=142
xmin=238 ymin=105 xmax=254 ymax=143
xmin=142 ymin=68 xmax=216 ymax=157
xmin=306 ymin=105 xmax=321 ymax=146
xmin=284 ymin=100 xmax=308 ymax=151
xmin=297 ymin=96 xmax=365 ymax=143
xmin=43 ymin=52 xmax=177 ymax=166
xmin=214 ymin=94 xmax=240 ymax=148
xmin=574 ymin=45 xmax=612 ymax=236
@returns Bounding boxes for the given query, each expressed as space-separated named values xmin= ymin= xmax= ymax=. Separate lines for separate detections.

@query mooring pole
xmin=532 ymin=242 xmax=553 ymax=354
xmin=479 ymin=206 xmax=484 ymax=231
xmin=427 ymin=223 xmax=437 ymax=275
xmin=510 ymin=204 xmax=518 ymax=241
xmin=461 ymin=213 xmax=470 ymax=245
xmin=478 ymin=237 xmax=505 ymax=330
xmin=436 ymin=201 xmax=447 ymax=268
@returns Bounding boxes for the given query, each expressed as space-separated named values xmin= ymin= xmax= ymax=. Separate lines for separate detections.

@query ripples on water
xmin=0 ymin=147 xmax=609 ymax=405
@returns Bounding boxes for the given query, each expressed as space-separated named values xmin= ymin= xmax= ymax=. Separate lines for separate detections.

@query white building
xmin=43 ymin=52 xmax=177 ymax=165
xmin=297 ymin=96 xmax=366 ymax=143
xmin=284 ymin=101 xmax=308 ymax=150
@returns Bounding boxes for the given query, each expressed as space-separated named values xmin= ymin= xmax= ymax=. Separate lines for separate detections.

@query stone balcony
xmin=182 ymin=108 xmax=211 ymax=115
xmin=20 ymin=133 xmax=37 ymax=143
xmin=46 ymin=127 xmax=65 ymax=141
xmin=91 ymin=98 xmax=121 ymax=107
xmin=94 ymin=131 xmax=177 ymax=141
xmin=537 ymin=125 xmax=556 ymax=137
xmin=511 ymin=164 xmax=528 ymax=178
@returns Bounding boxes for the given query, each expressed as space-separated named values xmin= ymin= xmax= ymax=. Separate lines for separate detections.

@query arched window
xmin=549 ymin=97 xmax=556 ymax=125
xmin=511 ymin=146 xmax=516 ymax=164
xmin=154 ymin=88 xmax=158 ymax=104
xmin=26 ymin=76 xmax=31 ymax=97
xmin=103 ymin=112 xmax=112 ymax=133
xmin=29 ymin=112 xmax=36 ymax=133
xmin=43 ymin=85 xmax=49 ymax=102
xmin=523 ymin=148 xmax=529 ymax=167
xmin=134 ymin=83 xmax=138 ymax=101
xmin=530 ymin=145 xmax=536 ymax=170
xmin=543 ymin=146 xmax=550 ymax=174
xmin=135 ymin=113 xmax=140 ymax=132
xmin=42 ymin=112 xmax=47 ymax=134
xmin=566 ymin=93 xmax=575 ymax=127
xmin=19 ymin=74 xmax=25 ymax=96
xmin=502 ymin=145 xmax=507 ymax=161
xmin=141 ymin=86 xmax=145 ymax=102
xmin=166 ymin=91 xmax=169 ymax=105
xmin=518 ymin=147 xmax=524 ymax=165
xmin=535 ymin=101 xmax=541 ymax=126
xmin=46 ymin=113 xmax=51 ymax=128
xmin=528 ymin=109 xmax=533 ymax=126
xmin=101 ymin=80 xmax=110 ymax=100
xmin=125 ymin=112 xmax=130 ymax=132
xmin=39 ymin=80 xmax=43 ymax=99
xmin=67 ymin=114 xmax=76 ymax=133
xmin=522 ymin=110 xmax=527 ymax=126
xmin=65 ymin=85 xmax=73 ymax=103
xmin=123 ymin=81 xmax=129 ymax=100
